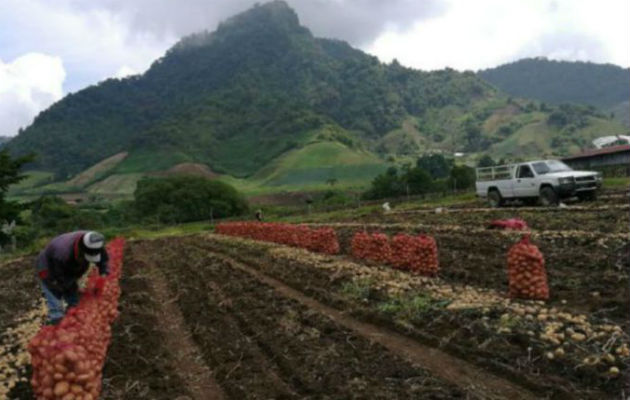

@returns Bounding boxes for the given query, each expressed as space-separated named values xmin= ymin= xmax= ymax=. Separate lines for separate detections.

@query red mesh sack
xmin=308 ymin=228 xmax=340 ymax=255
xmin=389 ymin=234 xmax=414 ymax=271
xmin=216 ymin=222 xmax=340 ymax=255
xmin=351 ymin=231 xmax=371 ymax=260
xmin=350 ymin=232 xmax=391 ymax=264
xmin=367 ymin=233 xmax=391 ymax=263
xmin=507 ymin=235 xmax=549 ymax=300
xmin=410 ymin=235 xmax=439 ymax=276
xmin=390 ymin=234 xmax=439 ymax=276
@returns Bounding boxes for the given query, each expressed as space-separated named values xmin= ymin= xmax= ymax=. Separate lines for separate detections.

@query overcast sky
xmin=1 ymin=0 xmax=628 ymax=137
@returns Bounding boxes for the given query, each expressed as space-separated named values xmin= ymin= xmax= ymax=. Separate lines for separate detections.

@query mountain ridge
xmin=8 ymin=0 xmax=493 ymax=179
xmin=478 ymin=57 xmax=630 ymax=110
xmin=7 ymin=1 xmax=627 ymax=195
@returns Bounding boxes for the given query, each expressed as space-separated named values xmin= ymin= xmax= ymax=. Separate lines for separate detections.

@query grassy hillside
xmin=67 ymin=152 xmax=128 ymax=187
xmin=112 ymin=151 xmax=194 ymax=174
xmin=256 ymin=141 xmax=387 ymax=187
xmin=86 ymin=173 xmax=145 ymax=196
xmin=9 ymin=171 xmax=54 ymax=192
xmin=609 ymin=101 xmax=630 ymax=127
xmin=377 ymin=95 xmax=626 ymax=159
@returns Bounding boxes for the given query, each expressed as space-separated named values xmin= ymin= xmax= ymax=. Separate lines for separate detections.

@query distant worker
xmin=255 ymin=209 xmax=264 ymax=222
xmin=35 ymin=231 xmax=109 ymax=325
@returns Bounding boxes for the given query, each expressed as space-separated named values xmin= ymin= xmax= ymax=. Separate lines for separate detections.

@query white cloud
xmin=366 ymin=0 xmax=630 ymax=71
xmin=0 ymin=0 xmax=174 ymax=93
xmin=0 ymin=53 xmax=66 ymax=136
xmin=114 ymin=65 xmax=138 ymax=78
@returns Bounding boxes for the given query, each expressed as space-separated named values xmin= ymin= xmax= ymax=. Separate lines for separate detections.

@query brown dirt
xmin=196 ymin=234 xmax=627 ymax=399
xmin=145 ymin=267 xmax=225 ymax=400
xmin=134 ymin=239 xmax=470 ymax=399
xmin=0 ymin=256 xmax=38 ymax=333
xmin=101 ymin=247 xmax=193 ymax=399
xmin=358 ymin=205 xmax=630 ymax=233
xmin=210 ymin=250 xmax=537 ymax=400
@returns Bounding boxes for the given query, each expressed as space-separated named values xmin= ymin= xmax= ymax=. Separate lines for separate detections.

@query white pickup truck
xmin=475 ymin=160 xmax=602 ymax=207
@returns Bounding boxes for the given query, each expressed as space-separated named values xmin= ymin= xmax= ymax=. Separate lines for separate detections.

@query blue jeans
xmin=40 ymin=281 xmax=79 ymax=322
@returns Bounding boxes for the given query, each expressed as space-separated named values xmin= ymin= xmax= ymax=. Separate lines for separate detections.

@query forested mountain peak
xmin=169 ymin=0 xmax=306 ymax=55
xmin=9 ymin=1 xmax=494 ymax=179
xmin=478 ymin=57 xmax=630 ymax=109
xmin=8 ymin=1 xmax=624 ymax=188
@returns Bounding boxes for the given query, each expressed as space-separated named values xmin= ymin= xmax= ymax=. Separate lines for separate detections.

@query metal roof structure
xmin=562 ymin=144 xmax=630 ymax=161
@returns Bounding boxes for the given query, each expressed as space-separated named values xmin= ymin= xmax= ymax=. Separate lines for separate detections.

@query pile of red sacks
xmin=28 ymin=238 xmax=125 ymax=400
xmin=351 ymin=232 xmax=439 ymax=276
xmin=507 ymin=235 xmax=549 ymax=300
xmin=351 ymin=232 xmax=391 ymax=264
xmin=216 ymin=222 xmax=340 ymax=255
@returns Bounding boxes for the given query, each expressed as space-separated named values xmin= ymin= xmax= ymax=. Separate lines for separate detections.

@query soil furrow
xmin=145 ymin=268 xmax=226 ymax=400
xmin=133 ymin=241 xmax=299 ymax=399
xmin=102 ymin=246 xmax=193 ymax=399
xmin=151 ymin=240 xmax=468 ymax=399
xmin=207 ymin=249 xmax=537 ymax=400
xmin=205 ymin=281 xmax=301 ymax=398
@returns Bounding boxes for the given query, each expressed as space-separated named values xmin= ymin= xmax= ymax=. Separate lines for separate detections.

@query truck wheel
xmin=488 ymin=190 xmax=503 ymax=208
xmin=539 ymin=187 xmax=558 ymax=206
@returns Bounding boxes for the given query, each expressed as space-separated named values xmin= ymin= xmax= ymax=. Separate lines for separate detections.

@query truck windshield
xmin=532 ymin=160 xmax=573 ymax=175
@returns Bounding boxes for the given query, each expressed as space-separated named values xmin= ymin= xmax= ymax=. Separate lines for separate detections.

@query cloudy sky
xmin=1 ymin=0 xmax=628 ymax=137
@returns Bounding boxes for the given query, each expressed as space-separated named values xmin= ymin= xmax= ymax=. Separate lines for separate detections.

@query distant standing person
xmin=255 ymin=209 xmax=264 ymax=222
xmin=35 ymin=231 xmax=109 ymax=325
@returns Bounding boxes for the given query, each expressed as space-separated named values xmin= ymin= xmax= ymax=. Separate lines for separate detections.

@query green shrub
xmin=134 ymin=176 xmax=248 ymax=223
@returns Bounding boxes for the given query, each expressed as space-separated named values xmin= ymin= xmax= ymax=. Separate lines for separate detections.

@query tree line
xmin=362 ymin=154 xmax=476 ymax=200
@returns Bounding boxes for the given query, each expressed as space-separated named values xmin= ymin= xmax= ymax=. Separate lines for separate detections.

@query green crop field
xmin=86 ymin=173 xmax=145 ymax=196
xmin=113 ymin=151 xmax=194 ymax=174
xmin=9 ymin=171 xmax=54 ymax=192
xmin=251 ymin=141 xmax=388 ymax=190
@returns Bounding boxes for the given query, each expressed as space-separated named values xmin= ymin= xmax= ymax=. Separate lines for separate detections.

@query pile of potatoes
xmin=28 ymin=238 xmax=125 ymax=400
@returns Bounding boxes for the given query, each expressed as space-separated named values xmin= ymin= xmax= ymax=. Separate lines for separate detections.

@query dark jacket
xmin=36 ymin=231 xmax=109 ymax=295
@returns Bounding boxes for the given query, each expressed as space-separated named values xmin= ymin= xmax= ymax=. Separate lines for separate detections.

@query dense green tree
xmin=477 ymin=155 xmax=495 ymax=167
xmin=448 ymin=165 xmax=476 ymax=191
xmin=404 ymin=167 xmax=433 ymax=195
xmin=416 ymin=154 xmax=452 ymax=179
xmin=363 ymin=167 xmax=404 ymax=200
xmin=0 ymin=150 xmax=34 ymax=241
xmin=28 ymin=196 xmax=106 ymax=234
xmin=134 ymin=176 xmax=248 ymax=223
xmin=363 ymin=159 xmax=477 ymax=199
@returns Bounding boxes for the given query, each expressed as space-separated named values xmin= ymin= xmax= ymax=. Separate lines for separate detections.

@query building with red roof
xmin=562 ymin=144 xmax=630 ymax=176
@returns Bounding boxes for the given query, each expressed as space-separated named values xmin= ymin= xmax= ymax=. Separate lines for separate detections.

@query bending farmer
xmin=36 ymin=231 xmax=109 ymax=325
